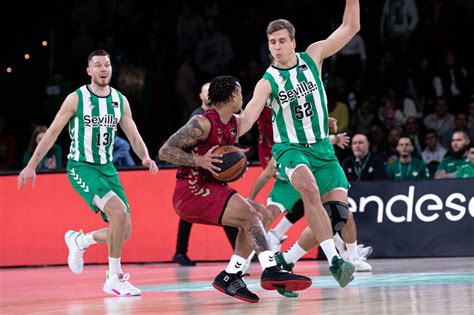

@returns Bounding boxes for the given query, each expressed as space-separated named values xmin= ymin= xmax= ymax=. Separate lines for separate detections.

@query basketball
xmin=211 ymin=145 xmax=247 ymax=182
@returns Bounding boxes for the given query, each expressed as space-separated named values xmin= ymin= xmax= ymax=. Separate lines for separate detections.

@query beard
xmin=452 ymin=147 xmax=467 ymax=158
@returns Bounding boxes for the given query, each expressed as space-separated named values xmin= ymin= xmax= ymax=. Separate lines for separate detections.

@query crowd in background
xmin=1 ymin=0 xmax=473 ymax=180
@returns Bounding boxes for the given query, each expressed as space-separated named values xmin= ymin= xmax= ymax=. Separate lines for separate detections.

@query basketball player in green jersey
xmin=17 ymin=50 xmax=158 ymax=297
xmin=238 ymin=0 xmax=360 ymax=288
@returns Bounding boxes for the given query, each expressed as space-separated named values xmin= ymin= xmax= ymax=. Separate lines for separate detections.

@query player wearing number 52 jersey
xmin=238 ymin=0 xmax=361 ymax=288
xmin=18 ymin=50 xmax=158 ymax=297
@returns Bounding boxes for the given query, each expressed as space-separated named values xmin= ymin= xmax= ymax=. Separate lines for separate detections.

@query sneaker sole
xmin=103 ymin=287 xmax=141 ymax=297
xmin=276 ymin=287 xmax=299 ymax=298
xmin=261 ymin=279 xmax=312 ymax=291
xmin=336 ymin=263 xmax=355 ymax=288
xmin=212 ymin=283 xmax=259 ymax=303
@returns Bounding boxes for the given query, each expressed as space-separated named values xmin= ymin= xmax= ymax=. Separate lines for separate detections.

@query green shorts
xmin=67 ymin=160 xmax=130 ymax=222
xmin=272 ymin=140 xmax=349 ymax=196
xmin=267 ymin=178 xmax=301 ymax=213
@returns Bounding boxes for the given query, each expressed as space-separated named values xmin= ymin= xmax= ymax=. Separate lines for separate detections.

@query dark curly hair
xmin=208 ymin=76 xmax=240 ymax=105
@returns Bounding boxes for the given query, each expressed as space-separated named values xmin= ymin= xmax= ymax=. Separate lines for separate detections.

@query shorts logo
xmin=69 ymin=168 xmax=90 ymax=193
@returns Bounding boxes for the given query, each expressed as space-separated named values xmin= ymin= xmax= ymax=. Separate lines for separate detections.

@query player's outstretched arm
xmin=238 ymin=79 xmax=272 ymax=137
xmin=307 ymin=0 xmax=360 ymax=63
xmin=17 ymin=93 xmax=77 ymax=190
xmin=120 ymin=96 xmax=157 ymax=174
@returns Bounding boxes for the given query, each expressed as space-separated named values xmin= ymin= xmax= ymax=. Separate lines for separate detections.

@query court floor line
xmin=139 ymin=272 xmax=474 ymax=293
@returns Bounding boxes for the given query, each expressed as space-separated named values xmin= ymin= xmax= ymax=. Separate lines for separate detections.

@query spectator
xmin=432 ymin=49 xmax=468 ymax=113
xmin=435 ymin=130 xmax=470 ymax=179
xmin=195 ymin=18 xmax=234 ymax=81
xmin=176 ymin=2 xmax=205 ymax=59
xmin=422 ymin=129 xmax=447 ymax=177
xmin=190 ymin=82 xmax=212 ymax=117
xmin=445 ymin=113 xmax=474 ymax=146
xmin=113 ymin=136 xmax=136 ymax=167
xmin=351 ymin=96 xmax=376 ymax=135
xmin=176 ymin=53 xmax=198 ymax=123
xmin=380 ymin=0 xmax=418 ymax=73
xmin=331 ymin=34 xmax=367 ymax=91
xmin=342 ymin=134 xmax=387 ymax=181
xmin=455 ymin=143 xmax=474 ymax=179
xmin=22 ymin=125 xmax=63 ymax=170
xmin=423 ymin=96 xmax=455 ymax=147
xmin=378 ymin=95 xmax=405 ymax=130
xmin=404 ymin=116 xmax=424 ymax=157
xmin=385 ymin=127 xmax=402 ymax=164
xmin=327 ymin=89 xmax=350 ymax=133
xmin=386 ymin=135 xmax=429 ymax=180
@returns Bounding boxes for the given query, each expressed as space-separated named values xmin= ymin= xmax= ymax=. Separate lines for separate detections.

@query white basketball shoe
xmin=349 ymin=257 xmax=372 ymax=272
xmin=64 ymin=230 xmax=87 ymax=275
xmin=103 ymin=272 xmax=142 ymax=297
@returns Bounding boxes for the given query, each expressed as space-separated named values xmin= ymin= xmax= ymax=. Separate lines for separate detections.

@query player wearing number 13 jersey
xmin=17 ymin=50 xmax=158 ymax=297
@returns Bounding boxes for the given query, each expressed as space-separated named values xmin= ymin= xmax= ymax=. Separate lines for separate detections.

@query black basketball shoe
xmin=261 ymin=265 xmax=312 ymax=291
xmin=212 ymin=271 xmax=259 ymax=303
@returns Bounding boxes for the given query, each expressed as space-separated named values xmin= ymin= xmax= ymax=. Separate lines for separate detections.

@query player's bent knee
xmin=323 ymin=201 xmax=349 ymax=233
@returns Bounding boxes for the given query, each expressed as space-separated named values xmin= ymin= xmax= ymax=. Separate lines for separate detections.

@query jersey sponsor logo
xmin=84 ymin=114 xmax=119 ymax=128
xmin=298 ymin=64 xmax=308 ymax=72
xmin=278 ymin=81 xmax=317 ymax=104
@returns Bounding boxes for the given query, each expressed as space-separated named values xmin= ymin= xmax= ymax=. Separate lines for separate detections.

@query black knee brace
xmin=323 ymin=201 xmax=349 ymax=233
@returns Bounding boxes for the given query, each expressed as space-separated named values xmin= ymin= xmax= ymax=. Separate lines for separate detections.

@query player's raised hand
xmin=17 ymin=166 xmax=37 ymax=190
xmin=142 ymin=158 xmax=159 ymax=175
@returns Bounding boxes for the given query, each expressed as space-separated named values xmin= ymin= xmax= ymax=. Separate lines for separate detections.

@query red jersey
xmin=257 ymin=105 xmax=274 ymax=168
xmin=176 ymin=109 xmax=238 ymax=184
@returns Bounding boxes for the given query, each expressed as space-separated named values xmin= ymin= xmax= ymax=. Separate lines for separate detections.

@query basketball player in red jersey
xmin=159 ymin=76 xmax=311 ymax=303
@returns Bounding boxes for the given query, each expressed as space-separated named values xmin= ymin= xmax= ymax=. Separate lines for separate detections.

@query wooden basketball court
xmin=1 ymin=257 xmax=473 ymax=314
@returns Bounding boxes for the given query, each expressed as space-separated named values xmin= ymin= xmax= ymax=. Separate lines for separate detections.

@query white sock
xmin=319 ymin=239 xmax=340 ymax=265
xmin=108 ymin=257 xmax=123 ymax=275
xmin=333 ymin=233 xmax=345 ymax=254
xmin=272 ymin=217 xmax=293 ymax=239
xmin=283 ymin=241 xmax=307 ymax=264
xmin=258 ymin=250 xmax=277 ymax=269
xmin=225 ymin=255 xmax=247 ymax=274
xmin=346 ymin=241 xmax=358 ymax=260
xmin=76 ymin=231 xmax=97 ymax=249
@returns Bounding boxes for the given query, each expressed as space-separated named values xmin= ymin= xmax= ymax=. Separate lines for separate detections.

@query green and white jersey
xmin=263 ymin=52 xmax=328 ymax=144
xmin=67 ymin=85 xmax=123 ymax=164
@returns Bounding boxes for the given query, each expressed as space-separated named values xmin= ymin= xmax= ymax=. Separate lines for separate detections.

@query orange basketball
xmin=211 ymin=145 xmax=248 ymax=182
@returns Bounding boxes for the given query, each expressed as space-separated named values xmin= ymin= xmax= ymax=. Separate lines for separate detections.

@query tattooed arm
xmin=159 ymin=116 xmax=222 ymax=173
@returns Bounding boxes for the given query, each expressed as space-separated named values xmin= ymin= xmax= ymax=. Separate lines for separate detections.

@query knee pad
xmin=323 ymin=201 xmax=349 ymax=233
